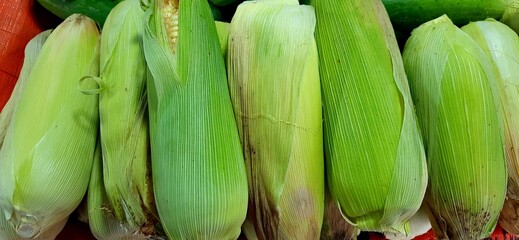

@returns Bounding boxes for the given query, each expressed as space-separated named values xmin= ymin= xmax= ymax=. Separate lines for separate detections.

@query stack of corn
xmin=402 ymin=15 xmax=507 ymax=239
xmin=3 ymin=0 xmax=519 ymax=239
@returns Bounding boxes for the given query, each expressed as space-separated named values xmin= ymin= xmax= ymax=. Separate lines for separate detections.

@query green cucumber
xmin=36 ymin=0 xmax=121 ymax=27
xmin=382 ymin=0 xmax=511 ymax=32
xmin=37 ymin=0 xmax=225 ymax=27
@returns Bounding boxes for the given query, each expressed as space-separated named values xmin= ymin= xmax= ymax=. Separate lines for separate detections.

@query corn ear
xmin=0 ymin=30 xmax=67 ymax=240
xmin=0 ymin=14 xmax=100 ymax=239
xmin=402 ymin=15 xmax=507 ymax=239
xmin=462 ymin=18 xmax=519 ymax=201
xmin=461 ymin=19 xmax=519 ymax=237
xmin=309 ymin=0 xmax=427 ymax=233
xmin=88 ymin=138 xmax=150 ymax=240
xmin=143 ymin=0 xmax=248 ymax=239
xmin=93 ymin=0 xmax=156 ymax=234
xmin=228 ymin=1 xmax=324 ymax=239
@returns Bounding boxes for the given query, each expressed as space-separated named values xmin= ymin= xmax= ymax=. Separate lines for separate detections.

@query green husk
xmin=143 ymin=0 xmax=248 ymax=239
xmin=402 ymin=15 xmax=507 ymax=239
xmin=215 ymin=21 xmax=229 ymax=57
xmin=309 ymin=0 xmax=427 ymax=233
xmin=461 ymin=18 xmax=519 ymax=238
xmin=0 ymin=14 xmax=100 ymax=239
xmin=228 ymin=0 xmax=324 ymax=239
xmin=88 ymin=139 xmax=150 ymax=240
xmin=92 ymin=0 xmax=156 ymax=235
xmin=0 ymin=29 xmax=50 ymax=150
xmin=462 ymin=18 xmax=519 ymax=202
xmin=0 ymin=30 xmax=69 ymax=240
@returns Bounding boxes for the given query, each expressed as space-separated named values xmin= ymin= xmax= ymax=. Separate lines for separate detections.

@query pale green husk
xmin=402 ymin=15 xmax=507 ymax=239
xmin=0 ymin=14 xmax=100 ymax=239
xmin=94 ymin=0 xmax=156 ymax=235
xmin=462 ymin=18 xmax=519 ymax=201
xmin=143 ymin=0 xmax=249 ymax=239
xmin=215 ymin=21 xmax=229 ymax=57
xmin=462 ymin=18 xmax=519 ymax=237
xmin=228 ymin=0 xmax=324 ymax=239
xmin=309 ymin=0 xmax=427 ymax=233
xmin=88 ymin=139 xmax=150 ymax=240
xmin=0 ymin=29 xmax=50 ymax=150
xmin=0 ymin=30 xmax=68 ymax=240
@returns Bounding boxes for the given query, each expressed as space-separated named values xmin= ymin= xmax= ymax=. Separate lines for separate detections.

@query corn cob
xmin=461 ymin=19 xmax=519 ymax=237
xmin=227 ymin=0 xmax=324 ymax=239
xmin=402 ymin=15 xmax=507 ymax=239
xmin=90 ymin=0 xmax=156 ymax=235
xmin=309 ymin=0 xmax=427 ymax=233
xmin=0 ymin=14 xmax=100 ymax=239
xmin=143 ymin=0 xmax=248 ymax=239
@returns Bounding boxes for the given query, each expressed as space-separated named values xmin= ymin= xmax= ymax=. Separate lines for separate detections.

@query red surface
xmin=0 ymin=0 xmax=59 ymax=109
